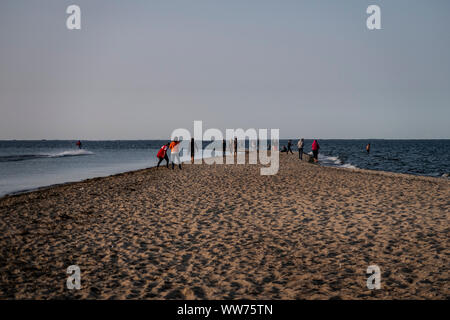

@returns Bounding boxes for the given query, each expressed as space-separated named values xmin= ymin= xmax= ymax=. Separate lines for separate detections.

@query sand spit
xmin=0 ymin=154 xmax=448 ymax=299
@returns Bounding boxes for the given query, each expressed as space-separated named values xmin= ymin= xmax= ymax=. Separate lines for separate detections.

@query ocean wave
xmin=325 ymin=156 xmax=342 ymax=165
xmin=319 ymin=154 xmax=357 ymax=170
xmin=48 ymin=150 xmax=94 ymax=158
xmin=339 ymin=163 xmax=358 ymax=169
xmin=0 ymin=150 xmax=94 ymax=162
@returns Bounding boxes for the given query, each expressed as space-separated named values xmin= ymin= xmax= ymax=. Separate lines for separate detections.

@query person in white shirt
xmin=170 ymin=137 xmax=182 ymax=170
xmin=297 ymin=138 xmax=304 ymax=160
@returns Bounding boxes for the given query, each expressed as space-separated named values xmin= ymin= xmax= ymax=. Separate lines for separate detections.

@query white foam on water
xmin=319 ymin=153 xmax=358 ymax=170
xmin=319 ymin=154 xmax=342 ymax=165
xmin=327 ymin=156 xmax=342 ymax=165
xmin=339 ymin=163 xmax=358 ymax=169
xmin=47 ymin=150 xmax=94 ymax=158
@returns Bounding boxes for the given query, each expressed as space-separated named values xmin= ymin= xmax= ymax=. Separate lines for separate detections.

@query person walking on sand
xmin=366 ymin=143 xmax=371 ymax=154
xmin=287 ymin=140 xmax=294 ymax=154
xmin=312 ymin=139 xmax=320 ymax=163
xmin=297 ymin=138 xmax=304 ymax=160
xmin=234 ymin=137 xmax=238 ymax=156
xmin=170 ymin=137 xmax=182 ymax=170
xmin=190 ymin=138 xmax=198 ymax=164
xmin=157 ymin=143 xmax=170 ymax=168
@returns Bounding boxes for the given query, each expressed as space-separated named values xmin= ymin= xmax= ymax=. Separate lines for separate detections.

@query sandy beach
xmin=0 ymin=154 xmax=448 ymax=300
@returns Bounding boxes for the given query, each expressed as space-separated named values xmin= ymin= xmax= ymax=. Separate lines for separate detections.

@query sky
xmin=0 ymin=0 xmax=449 ymax=140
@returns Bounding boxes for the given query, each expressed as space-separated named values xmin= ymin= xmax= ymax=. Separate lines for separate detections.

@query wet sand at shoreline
xmin=0 ymin=154 xmax=448 ymax=299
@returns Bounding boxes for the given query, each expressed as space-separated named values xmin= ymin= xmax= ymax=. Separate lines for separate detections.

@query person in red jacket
xmin=312 ymin=139 xmax=320 ymax=163
xmin=156 ymin=143 xmax=170 ymax=168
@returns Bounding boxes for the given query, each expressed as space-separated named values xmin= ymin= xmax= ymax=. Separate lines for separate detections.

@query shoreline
xmin=1 ymin=166 xmax=156 ymax=200
xmin=1 ymin=151 xmax=448 ymax=201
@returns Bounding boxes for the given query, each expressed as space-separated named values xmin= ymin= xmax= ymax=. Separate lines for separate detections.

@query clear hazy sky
xmin=1 ymin=0 xmax=449 ymax=139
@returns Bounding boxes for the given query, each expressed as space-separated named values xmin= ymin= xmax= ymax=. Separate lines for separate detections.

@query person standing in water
xmin=287 ymin=140 xmax=294 ymax=154
xmin=156 ymin=143 xmax=170 ymax=168
xmin=170 ymin=137 xmax=182 ymax=170
xmin=76 ymin=140 xmax=82 ymax=149
xmin=312 ymin=139 xmax=320 ymax=163
xmin=297 ymin=138 xmax=304 ymax=160
xmin=366 ymin=143 xmax=371 ymax=154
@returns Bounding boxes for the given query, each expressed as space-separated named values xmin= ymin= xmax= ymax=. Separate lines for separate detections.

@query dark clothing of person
xmin=287 ymin=141 xmax=293 ymax=154
xmin=234 ymin=138 xmax=238 ymax=154
xmin=299 ymin=148 xmax=303 ymax=160
xmin=157 ymin=154 xmax=169 ymax=168
xmin=191 ymin=139 xmax=195 ymax=156
xmin=223 ymin=140 xmax=226 ymax=156
xmin=313 ymin=150 xmax=318 ymax=160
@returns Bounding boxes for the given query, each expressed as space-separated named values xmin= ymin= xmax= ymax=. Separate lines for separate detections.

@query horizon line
xmin=1 ymin=138 xmax=449 ymax=141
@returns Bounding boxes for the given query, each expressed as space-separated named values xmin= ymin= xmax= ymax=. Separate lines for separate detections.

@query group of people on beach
xmin=156 ymin=137 xmax=241 ymax=169
xmin=281 ymin=139 xmax=320 ymax=163
xmin=157 ymin=137 xmax=323 ymax=167
xmin=156 ymin=138 xmax=183 ymax=169
xmin=74 ymin=138 xmax=368 ymax=168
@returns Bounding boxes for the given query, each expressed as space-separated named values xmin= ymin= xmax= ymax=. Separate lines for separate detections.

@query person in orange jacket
xmin=169 ymin=137 xmax=182 ymax=170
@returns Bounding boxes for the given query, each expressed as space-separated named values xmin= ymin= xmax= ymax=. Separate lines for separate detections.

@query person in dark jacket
xmin=287 ymin=140 xmax=294 ymax=154
xmin=190 ymin=138 xmax=198 ymax=164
